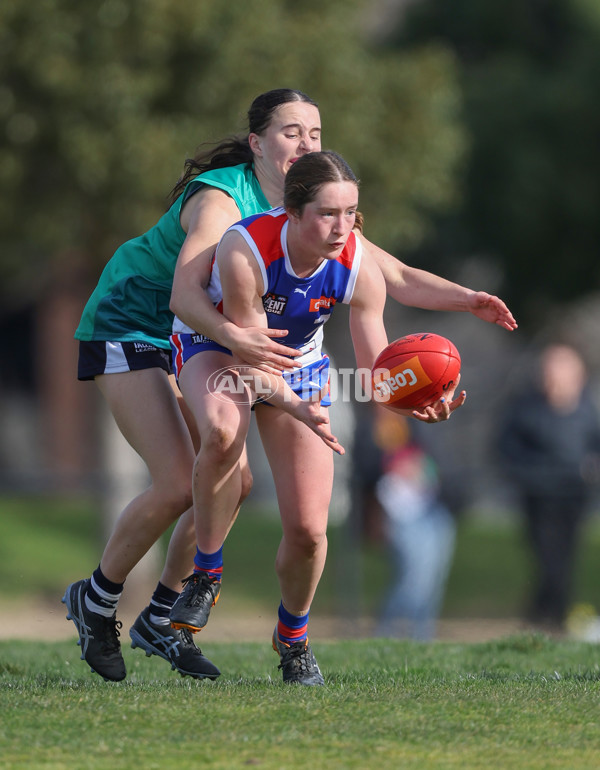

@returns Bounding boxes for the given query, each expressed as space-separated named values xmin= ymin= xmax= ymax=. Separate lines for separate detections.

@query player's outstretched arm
xmin=358 ymin=235 xmax=518 ymax=331
xmin=349 ymin=247 xmax=466 ymax=425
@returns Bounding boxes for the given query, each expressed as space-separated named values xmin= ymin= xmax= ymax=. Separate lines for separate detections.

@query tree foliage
xmin=393 ymin=0 xmax=600 ymax=327
xmin=0 ymin=0 xmax=464 ymax=306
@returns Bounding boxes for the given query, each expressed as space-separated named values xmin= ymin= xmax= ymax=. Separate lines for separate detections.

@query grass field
xmin=1 ymin=495 xmax=600 ymax=767
xmin=1 ymin=493 xmax=600 ymax=622
xmin=1 ymin=634 xmax=599 ymax=769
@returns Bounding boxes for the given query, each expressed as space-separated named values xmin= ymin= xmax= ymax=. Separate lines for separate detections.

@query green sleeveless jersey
xmin=75 ymin=163 xmax=270 ymax=348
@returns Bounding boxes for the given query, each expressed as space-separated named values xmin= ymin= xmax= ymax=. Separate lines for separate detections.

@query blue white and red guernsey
xmin=171 ymin=207 xmax=362 ymax=400
xmin=217 ymin=207 xmax=360 ymax=357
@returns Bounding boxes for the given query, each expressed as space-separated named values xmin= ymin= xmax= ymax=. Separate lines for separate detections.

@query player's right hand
xmin=290 ymin=385 xmax=345 ymax=454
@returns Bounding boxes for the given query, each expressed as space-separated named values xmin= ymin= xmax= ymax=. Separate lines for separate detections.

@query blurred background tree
xmin=389 ymin=0 xmax=600 ymax=328
xmin=0 ymin=0 xmax=465 ymax=482
xmin=0 ymin=0 xmax=464 ymax=299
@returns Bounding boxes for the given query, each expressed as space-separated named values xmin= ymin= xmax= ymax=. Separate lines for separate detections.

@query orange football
xmin=371 ymin=333 xmax=461 ymax=410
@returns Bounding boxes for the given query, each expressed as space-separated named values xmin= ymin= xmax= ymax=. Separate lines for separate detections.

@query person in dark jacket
xmin=497 ymin=344 xmax=600 ymax=630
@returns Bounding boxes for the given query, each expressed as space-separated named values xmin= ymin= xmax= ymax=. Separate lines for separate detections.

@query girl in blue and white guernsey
xmin=169 ymin=151 xmax=467 ymax=685
xmin=172 ymin=203 xmax=361 ymax=407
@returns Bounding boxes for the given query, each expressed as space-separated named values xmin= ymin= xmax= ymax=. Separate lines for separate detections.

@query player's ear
xmin=248 ymin=133 xmax=262 ymax=156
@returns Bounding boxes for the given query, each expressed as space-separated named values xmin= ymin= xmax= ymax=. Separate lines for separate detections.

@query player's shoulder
xmin=242 ymin=207 xmax=286 ymax=231
xmin=335 ymin=231 xmax=361 ymax=271
xmin=237 ymin=208 xmax=287 ymax=253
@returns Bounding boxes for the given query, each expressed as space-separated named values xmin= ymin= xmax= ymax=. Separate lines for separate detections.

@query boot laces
xmin=278 ymin=640 xmax=311 ymax=672
xmin=99 ymin=616 xmax=122 ymax=654
xmin=181 ymin=573 xmax=219 ymax=608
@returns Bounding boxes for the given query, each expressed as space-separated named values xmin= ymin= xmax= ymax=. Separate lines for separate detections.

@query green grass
xmin=1 ymin=494 xmax=600 ymax=621
xmin=0 ymin=496 xmax=100 ymax=600
xmin=443 ymin=512 xmax=600 ymax=617
xmin=1 ymin=635 xmax=599 ymax=769
xmin=2 ymin=495 xmax=600 ymax=768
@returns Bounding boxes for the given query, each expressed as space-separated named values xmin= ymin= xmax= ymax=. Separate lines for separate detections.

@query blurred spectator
xmin=497 ymin=343 xmax=600 ymax=631
xmin=371 ymin=408 xmax=457 ymax=641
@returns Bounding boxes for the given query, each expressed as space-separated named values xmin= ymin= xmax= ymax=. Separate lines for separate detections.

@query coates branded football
xmin=371 ymin=333 xmax=461 ymax=410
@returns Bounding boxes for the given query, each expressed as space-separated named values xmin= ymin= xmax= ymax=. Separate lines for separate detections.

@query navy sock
xmin=85 ymin=565 xmax=124 ymax=617
xmin=149 ymin=582 xmax=180 ymax=626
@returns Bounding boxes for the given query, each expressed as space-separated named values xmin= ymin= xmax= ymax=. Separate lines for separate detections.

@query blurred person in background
xmin=497 ymin=343 xmax=600 ymax=632
xmin=368 ymin=408 xmax=457 ymax=640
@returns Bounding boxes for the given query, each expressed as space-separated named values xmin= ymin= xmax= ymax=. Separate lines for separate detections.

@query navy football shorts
xmin=77 ymin=340 xmax=172 ymax=381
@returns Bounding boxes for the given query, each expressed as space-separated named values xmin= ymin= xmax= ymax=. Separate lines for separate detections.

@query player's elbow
xmin=169 ymin=281 xmax=186 ymax=317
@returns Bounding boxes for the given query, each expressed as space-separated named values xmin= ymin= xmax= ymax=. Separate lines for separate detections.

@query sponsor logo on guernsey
xmin=263 ymin=293 xmax=288 ymax=316
xmin=294 ymin=285 xmax=311 ymax=298
xmin=372 ymin=355 xmax=432 ymax=401
xmin=309 ymin=296 xmax=336 ymax=312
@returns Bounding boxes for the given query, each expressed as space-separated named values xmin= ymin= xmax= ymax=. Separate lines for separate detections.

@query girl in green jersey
xmin=64 ymin=89 xmax=321 ymax=681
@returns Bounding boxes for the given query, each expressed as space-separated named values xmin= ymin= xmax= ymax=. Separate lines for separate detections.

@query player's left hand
xmin=467 ymin=291 xmax=518 ymax=331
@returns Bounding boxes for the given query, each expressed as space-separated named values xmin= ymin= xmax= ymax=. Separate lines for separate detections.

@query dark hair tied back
xmin=169 ymin=89 xmax=318 ymax=204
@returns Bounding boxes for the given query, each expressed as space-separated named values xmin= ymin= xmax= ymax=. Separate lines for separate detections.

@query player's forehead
xmin=269 ymin=101 xmax=321 ymax=132
xmin=311 ymin=180 xmax=358 ymax=208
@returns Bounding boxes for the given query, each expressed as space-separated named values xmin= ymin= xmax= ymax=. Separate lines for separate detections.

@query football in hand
xmin=371 ymin=333 xmax=461 ymax=410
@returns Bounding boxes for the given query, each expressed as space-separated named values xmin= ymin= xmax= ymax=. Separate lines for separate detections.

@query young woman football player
xmin=63 ymin=88 xmax=516 ymax=685
xmin=168 ymin=151 xmax=467 ymax=684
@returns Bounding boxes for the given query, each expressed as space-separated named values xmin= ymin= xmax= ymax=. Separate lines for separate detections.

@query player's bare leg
xmin=256 ymin=404 xmax=332 ymax=685
xmin=169 ymin=351 xmax=253 ymax=632
xmin=126 ymin=373 xmax=225 ymax=679
xmin=97 ymin=369 xmax=196 ymax=583
xmin=63 ymin=368 xmax=210 ymax=681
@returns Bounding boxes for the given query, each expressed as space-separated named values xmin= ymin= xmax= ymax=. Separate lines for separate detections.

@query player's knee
xmin=201 ymin=424 xmax=245 ymax=468
xmin=287 ymin=522 xmax=327 ymax=556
